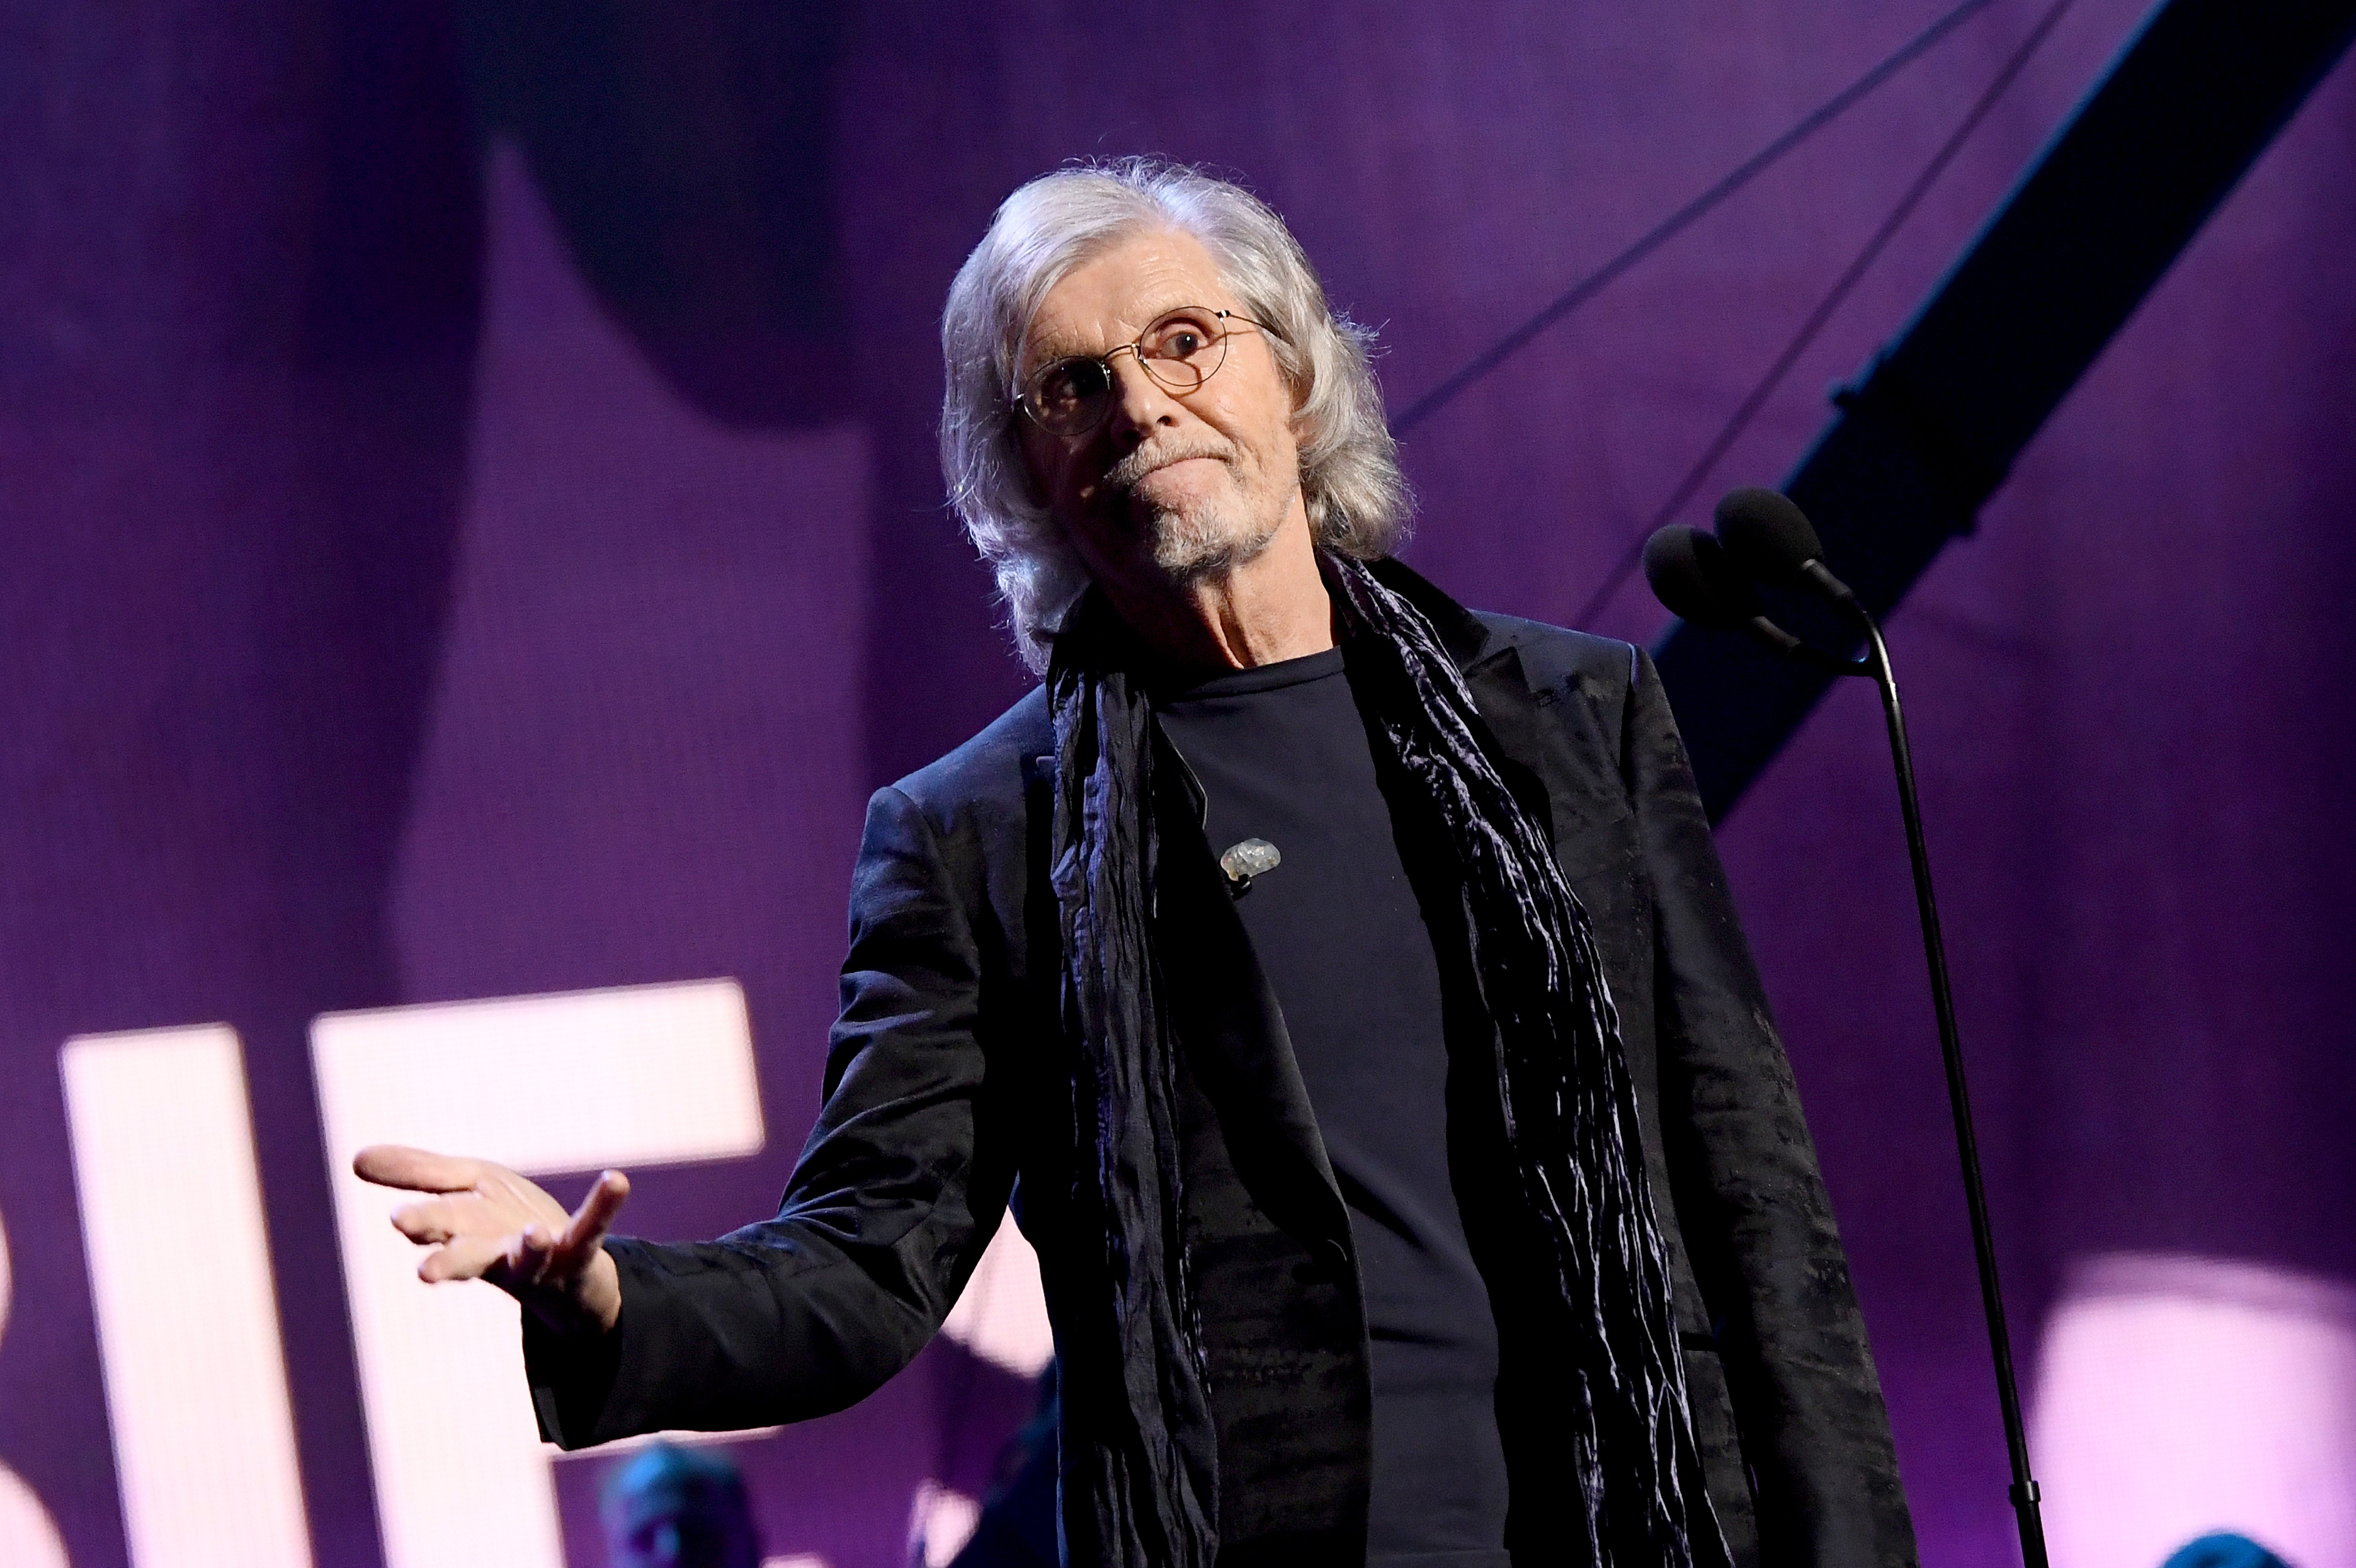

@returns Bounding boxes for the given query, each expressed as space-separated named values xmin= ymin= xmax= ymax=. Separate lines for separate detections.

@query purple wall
xmin=1 ymin=2 xmax=2349 ymax=1564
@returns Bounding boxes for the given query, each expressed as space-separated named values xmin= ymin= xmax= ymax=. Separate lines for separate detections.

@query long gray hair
xmin=940 ymin=159 xmax=1412 ymax=671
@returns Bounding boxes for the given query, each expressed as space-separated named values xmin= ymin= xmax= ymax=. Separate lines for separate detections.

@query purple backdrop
xmin=2 ymin=2 xmax=2350 ymax=1565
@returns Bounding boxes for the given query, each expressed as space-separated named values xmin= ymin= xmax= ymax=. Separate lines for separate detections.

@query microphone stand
xmin=1756 ymin=610 xmax=2051 ymax=1568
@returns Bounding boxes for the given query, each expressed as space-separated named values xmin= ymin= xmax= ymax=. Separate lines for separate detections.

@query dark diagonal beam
xmin=1654 ymin=0 xmax=2356 ymax=821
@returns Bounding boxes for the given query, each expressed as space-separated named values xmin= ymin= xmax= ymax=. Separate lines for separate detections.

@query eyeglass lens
xmin=1021 ymin=308 xmax=1235 ymax=435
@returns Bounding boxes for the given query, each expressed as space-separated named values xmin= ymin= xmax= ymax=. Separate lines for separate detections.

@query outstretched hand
xmin=353 ymin=1145 xmax=629 ymax=1338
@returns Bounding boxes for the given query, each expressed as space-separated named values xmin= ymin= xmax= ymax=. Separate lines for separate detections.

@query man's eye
xmin=1145 ymin=317 xmax=1218 ymax=359
xmin=1033 ymin=360 xmax=1101 ymax=406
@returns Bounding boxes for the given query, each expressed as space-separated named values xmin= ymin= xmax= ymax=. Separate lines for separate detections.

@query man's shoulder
xmin=1468 ymin=608 xmax=1643 ymax=704
xmin=873 ymin=598 xmax=1648 ymax=822
xmin=1369 ymin=556 xmax=1641 ymax=703
xmin=886 ymin=684 xmax=1054 ymax=827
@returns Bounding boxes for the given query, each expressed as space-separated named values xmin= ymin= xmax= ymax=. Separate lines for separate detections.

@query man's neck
xmin=1105 ymin=511 xmax=1337 ymax=672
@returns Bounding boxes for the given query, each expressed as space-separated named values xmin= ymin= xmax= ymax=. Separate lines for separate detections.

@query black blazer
xmin=527 ymin=562 xmax=1919 ymax=1568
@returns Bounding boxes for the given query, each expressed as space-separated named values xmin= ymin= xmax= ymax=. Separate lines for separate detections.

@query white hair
xmin=939 ymin=158 xmax=1413 ymax=671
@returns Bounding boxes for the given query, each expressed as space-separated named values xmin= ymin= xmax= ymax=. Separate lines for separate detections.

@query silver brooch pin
xmin=1218 ymin=837 xmax=1281 ymax=895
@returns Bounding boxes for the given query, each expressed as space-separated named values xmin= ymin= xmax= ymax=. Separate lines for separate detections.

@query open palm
xmin=354 ymin=1144 xmax=631 ymax=1337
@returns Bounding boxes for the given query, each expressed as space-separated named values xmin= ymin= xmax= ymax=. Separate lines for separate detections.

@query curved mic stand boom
xmin=1841 ymin=606 xmax=2049 ymax=1568
xmin=1643 ymin=507 xmax=2049 ymax=1568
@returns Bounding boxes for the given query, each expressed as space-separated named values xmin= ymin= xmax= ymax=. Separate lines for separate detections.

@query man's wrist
xmin=521 ymin=1246 xmax=622 ymax=1340
xmin=581 ymin=1247 xmax=623 ymax=1336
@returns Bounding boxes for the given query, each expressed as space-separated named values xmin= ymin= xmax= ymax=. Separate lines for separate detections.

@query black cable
xmin=1389 ymin=0 xmax=2002 ymax=437
xmin=1569 ymin=0 xmax=2079 ymax=631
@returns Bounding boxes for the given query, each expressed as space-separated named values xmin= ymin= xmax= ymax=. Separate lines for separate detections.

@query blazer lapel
xmin=1370 ymin=556 xmax=1628 ymax=861
xmin=1461 ymin=645 xmax=1633 ymax=859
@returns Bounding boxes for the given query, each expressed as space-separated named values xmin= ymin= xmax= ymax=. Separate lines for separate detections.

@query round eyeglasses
xmin=1012 ymin=307 xmax=1274 ymax=438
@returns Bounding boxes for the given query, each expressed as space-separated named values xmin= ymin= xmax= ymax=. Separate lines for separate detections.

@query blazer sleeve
xmin=1626 ymin=647 xmax=1920 ymax=1568
xmin=525 ymin=782 xmax=1014 ymax=1447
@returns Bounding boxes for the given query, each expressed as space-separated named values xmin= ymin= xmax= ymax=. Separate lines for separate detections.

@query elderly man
xmin=360 ymin=160 xmax=1915 ymax=1568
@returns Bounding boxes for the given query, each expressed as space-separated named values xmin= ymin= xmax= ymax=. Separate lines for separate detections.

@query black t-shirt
xmin=1155 ymin=645 xmax=1511 ymax=1567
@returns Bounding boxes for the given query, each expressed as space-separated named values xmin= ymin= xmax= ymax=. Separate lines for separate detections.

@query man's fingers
xmin=354 ymin=1144 xmax=489 ymax=1194
xmin=560 ymin=1170 xmax=631 ymax=1255
xmin=417 ymin=1234 xmax=507 ymax=1284
xmin=387 ymin=1163 xmax=624 ymax=1308
xmin=389 ymin=1198 xmax=462 ymax=1245
xmin=415 ymin=1227 xmax=563 ymax=1288
xmin=505 ymin=1225 xmax=560 ymax=1287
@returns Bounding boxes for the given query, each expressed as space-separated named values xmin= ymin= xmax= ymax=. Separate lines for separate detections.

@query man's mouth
xmin=1138 ymin=455 xmax=1218 ymax=482
xmin=1105 ymin=441 xmax=1231 ymax=492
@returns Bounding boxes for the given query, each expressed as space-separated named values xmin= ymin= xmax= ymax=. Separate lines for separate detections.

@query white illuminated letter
xmin=60 ymin=1025 xmax=313 ymax=1568
xmin=940 ymin=1220 xmax=1053 ymax=1378
xmin=0 ymin=1469 xmax=68 ymax=1568
xmin=908 ymin=1480 xmax=983 ymax=1568
xmin=314 ymin=980 xmax=766 ymax=1568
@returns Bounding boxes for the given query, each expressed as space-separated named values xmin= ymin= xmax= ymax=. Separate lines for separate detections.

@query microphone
xmin=1217 ymin=837 xmax=1280 ymax=895
xmin=1641 ymin=524 xmax=1754 ymax=627
xmin=1713 ymin=486 xmax=1866 ymax=623
xmin=1642 ymin=524 xmax=1851 ymax=673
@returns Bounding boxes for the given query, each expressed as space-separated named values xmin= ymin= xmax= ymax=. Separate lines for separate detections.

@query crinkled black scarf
xmin=1047 ymin=554 xmax=1729 ymax=1568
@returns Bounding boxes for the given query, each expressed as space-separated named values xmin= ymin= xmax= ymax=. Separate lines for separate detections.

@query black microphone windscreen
xmin=1714 ymin=486 xmax=1823 ymax=583
xmin=1643 ymin=525 xmax=1758 ymax=628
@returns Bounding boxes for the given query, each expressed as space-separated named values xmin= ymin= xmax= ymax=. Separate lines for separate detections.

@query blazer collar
xmin=1366 ymin=556 xmax=1494 ymax=670
xmin=1367 ymin=556 xmax=1619 ymax=852
xmin=1066 ymin=552 xmax=1582 ymax=844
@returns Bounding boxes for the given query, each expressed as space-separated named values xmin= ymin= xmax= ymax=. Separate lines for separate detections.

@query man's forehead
xmin=1024 ymin=228 xmax=1230 ymax=355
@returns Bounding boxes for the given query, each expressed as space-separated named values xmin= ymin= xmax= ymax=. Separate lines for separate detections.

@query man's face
xmin=1014 ymin=227 xmax=1307 ymax=599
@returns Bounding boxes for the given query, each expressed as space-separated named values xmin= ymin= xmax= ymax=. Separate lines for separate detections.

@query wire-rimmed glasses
xmin=1012 ymin=306 xmax=1274 ymax=437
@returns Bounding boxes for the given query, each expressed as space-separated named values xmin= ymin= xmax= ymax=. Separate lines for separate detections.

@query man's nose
xmin=1103 ymin=352 xmax=1180 ymax=446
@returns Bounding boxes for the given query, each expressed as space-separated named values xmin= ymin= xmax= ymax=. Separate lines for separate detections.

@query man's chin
xmin=1149 ymin=514 xmax=1281 ymax=584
